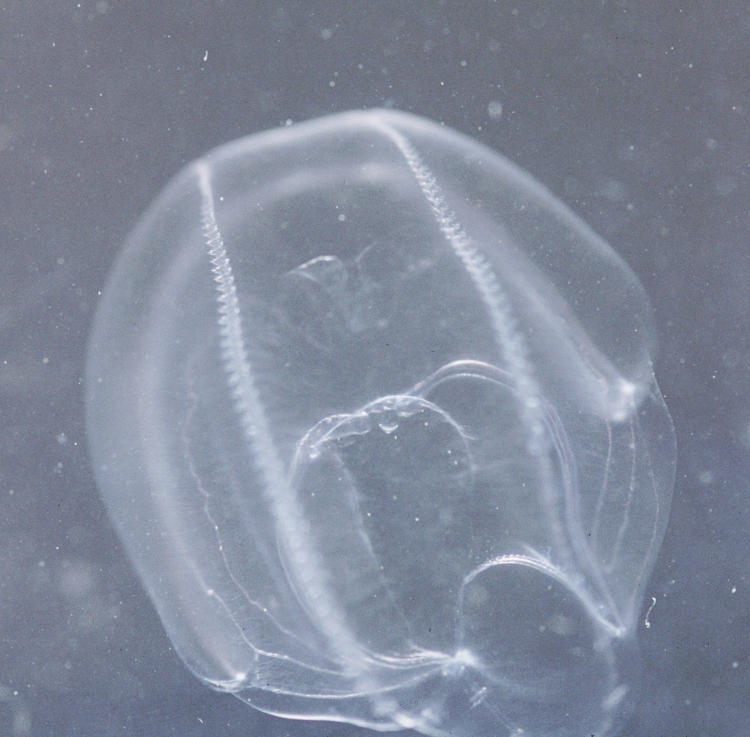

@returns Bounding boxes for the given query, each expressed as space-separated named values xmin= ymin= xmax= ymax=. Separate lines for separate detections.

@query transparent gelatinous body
xmin=86 ymin=110 xmax=675 ymax=737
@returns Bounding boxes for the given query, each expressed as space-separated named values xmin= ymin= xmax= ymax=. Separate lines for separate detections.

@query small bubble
xmin=487 ymin=100 xmax=503 ymax=120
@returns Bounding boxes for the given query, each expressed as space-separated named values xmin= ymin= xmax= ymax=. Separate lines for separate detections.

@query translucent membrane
xmin=86 ymin=110 xmax=675 ymax=737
